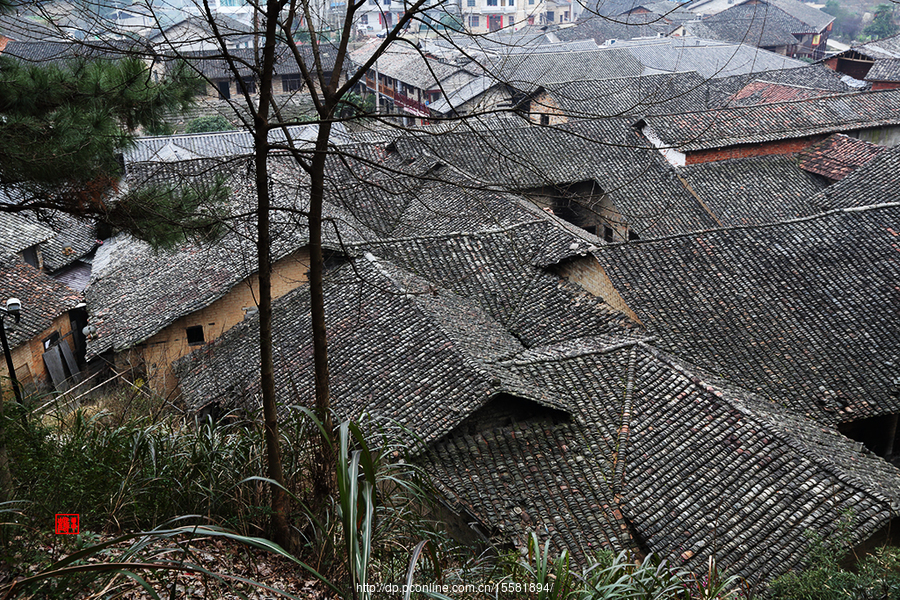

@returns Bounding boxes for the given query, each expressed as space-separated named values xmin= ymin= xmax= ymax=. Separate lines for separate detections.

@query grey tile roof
xmin=0 ymin=254 xmax=81 ymax=350
xmin=590 ymin=202 xmax=900 ymax=425
xmin=349 ymin=42 xmax=466 ymax=91
xmin=125 ymin=124 xmax=334 ymax=163
xmin=849 ymin=33 xmax=900 ymax=61
xmin=175 ymin=245 xmax=900 ymax=579
xmin=0 ymin=40 xmax=137 ymax=66
xmin=88 ymin=143 xmax=608 ymax=358
xmin=482 ymin=47 xmax=643 ymax=86
xmin=425 ymin=394 xmax=637 ymax=560
xmin=620 ymin=345 xmax=900 ymax=581
xmin=556 ymin=13 xmax=683 ymax=44
xmin=867 ymin=59 xmax=900 ymax=83
xmin=148 ymin=14 xmax=253 ymax=48
xmin=643 ymin=88 xmax=900 ymax=151
xmin=174 ymin=251 xmax=635 ymax=443
xmin=766 ymin=0 xmax=834 ymax=32
xmin=677 ymin=155 xmax=828 ymax=225
xmin=703 ymin=64 xmax=858 ymax=106
xmin=685 ymin=8 xmax=799 ymax=48
xmin=84 ymin=157 xmax=377 ymax=358
xmin=37 ymin=212 xmax=98 ymax=273
xmin=0 ymin=211 xmax=53 ymax=256
xmin=181 ymin=44 xmax=338 ymax=80
xmin=390 ymin=117 xmax=828 ymax=238
xmin=806 ymin=144 xmax=900 ymax=210
xmin=614 ymin=37 xmax=808 ymax=79
xmin=533 ymin=71 xmax=712 ymax=118
xmin=796 ymin=133 xmax=885 ymax=181
xmin=162 ymin=144 xmax=900 ymax=583
xmin=428 ymin=76 xmax=499 ymax=115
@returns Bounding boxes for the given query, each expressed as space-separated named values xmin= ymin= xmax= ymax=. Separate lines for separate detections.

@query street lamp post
xmin=0 ymin=298 xmax=23 ymax=405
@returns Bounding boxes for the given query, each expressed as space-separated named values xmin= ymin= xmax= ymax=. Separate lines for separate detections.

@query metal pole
xmin=0 ymin=316 xmax=23 ymax=405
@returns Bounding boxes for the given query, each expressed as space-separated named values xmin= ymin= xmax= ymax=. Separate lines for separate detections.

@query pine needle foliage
xmin=0 ymin=53 xmax=211 ymax=246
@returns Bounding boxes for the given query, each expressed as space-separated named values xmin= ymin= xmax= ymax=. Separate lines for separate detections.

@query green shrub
xmin=767 ymin=518 xmax=900 ymax=600
xmin=185 ymin=115 xmax=234 ymax=133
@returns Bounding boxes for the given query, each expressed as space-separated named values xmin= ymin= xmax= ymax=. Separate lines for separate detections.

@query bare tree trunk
xmin=308 ymin=119 xmax=336 ymax=502
xmin=253 ymin=0 xmax=293 ymax=551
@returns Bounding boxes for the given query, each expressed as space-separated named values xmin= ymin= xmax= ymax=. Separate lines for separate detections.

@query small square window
xmin=43 ymin=331 xmax=60 ymax=350
xmin=186 ymin=326 xmax=205 ymax=345
xmin=469 ymin=14 xmax=479 ymax=25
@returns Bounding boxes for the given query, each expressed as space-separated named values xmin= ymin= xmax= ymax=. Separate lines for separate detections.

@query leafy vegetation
xmin=767 ymin=520 xmax=900 ymax=600
xmin=824 ymin=0 xmax=865 ymax=41
xmin=185 ymin=115 xmax=235 ymax=134
xmin=864 ymin=3 xmax=899 ymax=40
xmin=0 ymin=56 xmax=201 ymax=214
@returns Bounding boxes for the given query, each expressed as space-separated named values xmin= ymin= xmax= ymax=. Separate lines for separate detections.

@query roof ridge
xmin=594 ymin=201 xmax=900 ymax=249
xmin=359 ymin=253 xmax=572 ymax=416
xmin=493 ymin=335 xmax=654 ymax=366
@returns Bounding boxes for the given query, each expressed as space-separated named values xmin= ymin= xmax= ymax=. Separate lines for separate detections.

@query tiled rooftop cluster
xmin=84 ymin=157 xmax=377 ymax=358
xmin=610 ymin=37 xmax=808 ymax=79
xmin=643 ymin=88 xmax=900 ymax=151
xmin=0 ymin=210 xmax=52 ymax=256
xmin=591 ymin=202 xmax=900 ymax=425
xmin=388 ymin=117 xmax=830 ymax=238
xmin=836 ymin=33 xmax=900 ymax=84
xmin=174 ymin=251 xmax=633 ymax=444
xmin=676 ymin=155 xmax=827 ymax=225
xmin=174 ymin=239 xmax=900 ymax=579
xmin=621 ymin=346 xmax=900 ymax=578
xmin=686 ymin=0 xmax=833 ymax=48
xmin=532 ymin=71 xmax=713 ymax=118
xmin=482 ymin=47 xmax=643 ymax=87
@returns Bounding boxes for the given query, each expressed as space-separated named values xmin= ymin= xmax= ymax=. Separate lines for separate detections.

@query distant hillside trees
xmin=864 ymin=3 xmax=899 ymax=39
xmin=824 ymin=0 xmax=864 ymax=40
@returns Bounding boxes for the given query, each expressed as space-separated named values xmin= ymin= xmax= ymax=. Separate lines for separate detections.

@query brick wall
xmin=529 ymin=92 xmax=567 ymax=126
xmin=685 ymin=137 xmax=822 ymax=164
xmin=118 ymin=248 xmax=311 ymax=397
xmin=553 ymin=256 xmax=642 ymax=325
xmin=2 ymin=314 xmax=74 ymax=399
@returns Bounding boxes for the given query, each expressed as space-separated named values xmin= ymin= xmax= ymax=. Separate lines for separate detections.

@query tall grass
xmin=2 ymin=395 xmax=451 ymax=598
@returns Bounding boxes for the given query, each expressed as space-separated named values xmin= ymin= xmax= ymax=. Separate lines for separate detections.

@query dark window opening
xmin=22 ymin=245 xmax=39 ymax=268
xmin=217 ymin=80 xmax=231 ymax=100
xmin=238 ymin=77 xmax=257 ymax=95
xmin=186 ymin=326 xmax=205 ymax=346
xmin=583 ymin=225 xmax=597 ymax=235
xmin=839 ymin=414 xmax=899 ymax=458
xmin=603 ymin=225 xmax=614 ymax=243
xmin=628 ymin=230 xmax=640 ymax=241
xmin=43 ymin=331 xmax=60 ymax=351
xmin=540 ymin=114 xmax=550 ymax=126
xmin=282 ymin=75 xmax=303 ymax=93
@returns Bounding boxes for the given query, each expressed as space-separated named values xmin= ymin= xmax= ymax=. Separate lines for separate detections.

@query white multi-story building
xmin=461 ymin=0 xmax=572 ymax=33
